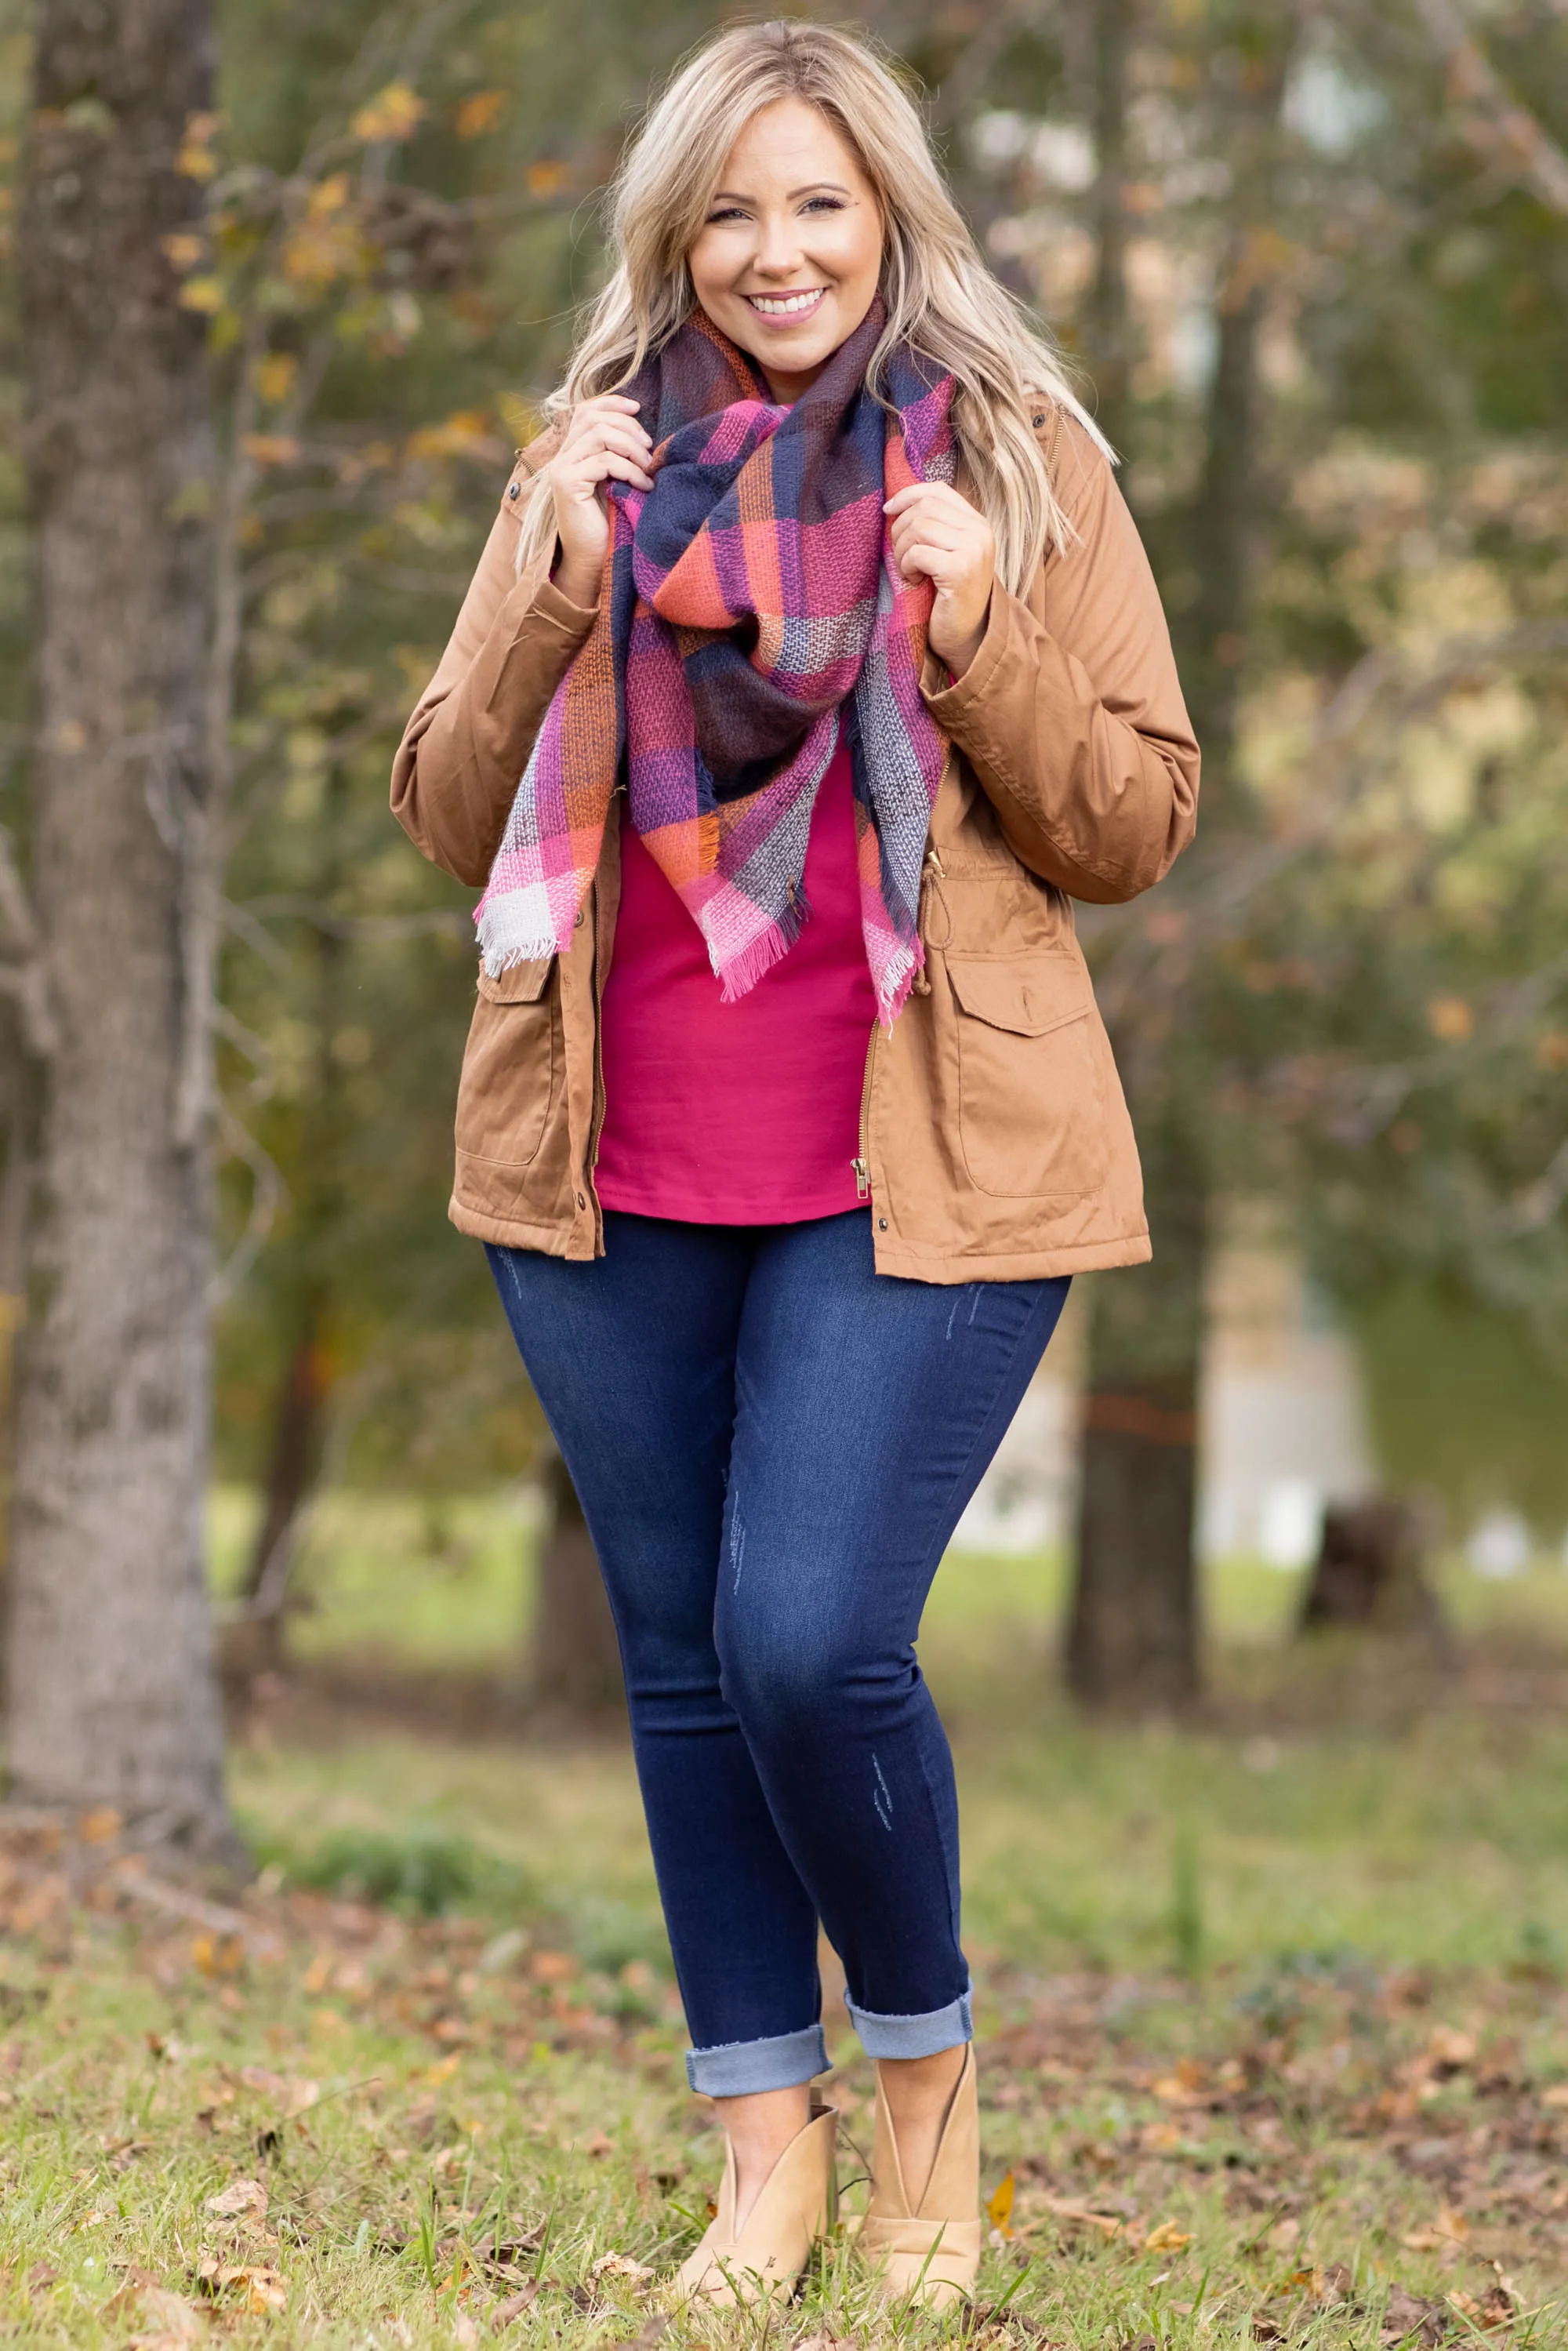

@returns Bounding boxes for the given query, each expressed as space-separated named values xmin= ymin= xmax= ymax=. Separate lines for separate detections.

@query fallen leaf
xmin=1144 ymin=2218 xmax=1192 ymax=2253
xmin=581 ymin=2130 xmax=613 ymax=2158
xmin=1035 ymin=2193 xmax=1123 ymax=2237
xmin=986 ymin=2169 xmax=1015 ymax=2238
xmin=1450 ymin=2284 xmax=1515 ymax=2331
xmin=490 ymin=2281 xmax=542 ymax=2331
xmin=489 ymin=2280 xmax=540 ymax=2327
xmin=1540 ymin=2083 xmax=1568 ymax=2108
xmin=452 ymin=2314 xmax=480 ymax=2348
xmin=1380 ymin=2284 xmax=1450 ymax=2348
xmin=1402 ymin=2207 xmax=1468 ymax=2252
xmin=204 ymin=2176 xmax=268 ymax=2221
xmin=591 ymin=2252 xmax=655 ymax=2281
xmin=113 ymin=2280 xmax=205 ymax=2342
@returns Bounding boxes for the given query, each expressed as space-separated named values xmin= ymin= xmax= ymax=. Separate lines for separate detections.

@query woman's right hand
xmin=546 ymin=395 xmax=654 ymax=607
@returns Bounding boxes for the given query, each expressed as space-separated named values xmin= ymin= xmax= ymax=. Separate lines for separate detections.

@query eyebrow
xmin=709 ymin=180 xmax=855 ymax=203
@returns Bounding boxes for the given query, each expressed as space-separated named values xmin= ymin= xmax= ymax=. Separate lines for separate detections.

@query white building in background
xmin=953 ymin=1210 xmax=1376 ymax=1564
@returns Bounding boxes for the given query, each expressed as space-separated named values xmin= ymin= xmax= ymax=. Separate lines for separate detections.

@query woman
xmin=393 ymin=18 xmax=1197 ymax=2314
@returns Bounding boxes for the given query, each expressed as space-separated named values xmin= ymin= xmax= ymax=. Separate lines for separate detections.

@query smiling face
xmin=686 ymin=97 xmax=885 ymax=403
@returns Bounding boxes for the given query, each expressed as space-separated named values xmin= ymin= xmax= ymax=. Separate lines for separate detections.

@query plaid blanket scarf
xmin=474 ymin=298 xmax=957 ymax=1023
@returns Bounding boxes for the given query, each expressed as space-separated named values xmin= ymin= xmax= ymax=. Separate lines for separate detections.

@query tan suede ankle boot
xmin=858 ymin=2045 xmax=981 ymax=2309
xmin=670 ymin=2097 xmax=837 ymax=2309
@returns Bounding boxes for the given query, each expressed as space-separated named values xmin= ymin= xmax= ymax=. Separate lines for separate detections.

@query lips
xmin=743 ymin=287 xmax=828 ymax=322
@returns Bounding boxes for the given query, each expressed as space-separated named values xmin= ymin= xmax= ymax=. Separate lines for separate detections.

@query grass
xmin=2 ymin=1494 xmax=1566 ymax=2346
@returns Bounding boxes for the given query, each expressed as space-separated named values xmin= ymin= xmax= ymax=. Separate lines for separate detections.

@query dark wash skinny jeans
xmin=488 ymin=1208 xmax=1069 ymax=2096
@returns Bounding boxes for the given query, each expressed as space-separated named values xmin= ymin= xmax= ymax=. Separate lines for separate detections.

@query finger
xmin=574 ymin=424 xmax=655 ymax=471
xmin=579 ymin=394 xmax=642 ymax=414
xmin=883 ymin=481 xmax=964 ymax=518
xmin=590 ymin=452 xmax=656 ymax=492
xmin=561 ymin=451 xmax=655 ymax=496
xmin=891 ymin=507 xmax=965 ymax=544
xmin=883 ymin=481 xmax=940 ymax=514
xmin=568 ymin=418 xmax=654 ymax=465
xmin=889 ymin=516 xmax=965 ymax=564
xmin=566 ymin=405 xmax=652 ymax=451
xmin=895 ymin=541 xmax=951 ymax=581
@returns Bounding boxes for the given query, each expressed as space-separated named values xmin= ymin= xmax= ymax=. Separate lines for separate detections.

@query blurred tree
xmin=940 ymin=0 xmax=1568 ymax=1699
xmin=4 ymin=0 xmax=1562 ymax=1741
xmin=530 ymin=1442 xmax=622 ymax=1713
xmin=1069 ymin=8 xmax=1297 ymax=1713
xmin=181 ymin=0 xmax=720 ymax=1685
xmin=3 ymin=0 xmax=235 ymax=1851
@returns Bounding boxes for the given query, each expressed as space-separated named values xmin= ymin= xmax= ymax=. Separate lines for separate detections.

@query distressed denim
xmin=487 ymin=1209 xmax=1068 ymax=2095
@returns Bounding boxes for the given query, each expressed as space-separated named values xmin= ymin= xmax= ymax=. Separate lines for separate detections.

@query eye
xmin=801 ymin=196 xmax=846 ymax=214
xmin=705 ymin=204 xmax=747 ymax=223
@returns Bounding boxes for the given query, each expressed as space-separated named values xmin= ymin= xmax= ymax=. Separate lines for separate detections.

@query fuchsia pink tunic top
xmin=594 ymin=742 xmax=877 ymax=1225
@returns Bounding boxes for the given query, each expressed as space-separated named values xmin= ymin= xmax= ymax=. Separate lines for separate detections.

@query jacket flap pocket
xmin=948 ymin=954 xmax=1091 ymax=1037
xmin=477 ymin=954 xmax=554 ymax=1005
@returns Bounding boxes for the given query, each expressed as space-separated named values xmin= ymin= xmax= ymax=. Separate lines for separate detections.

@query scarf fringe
xmin=714 ymin=918 xmax=797 ymax=1004
xmin=475 ymin=898 xmax=571 ymax=979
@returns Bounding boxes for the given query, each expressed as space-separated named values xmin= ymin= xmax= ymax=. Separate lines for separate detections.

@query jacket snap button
xmin=1032 ymin=411 xmax=1045 ymax=427
xmin=574 ymin=907 xmax=583 ymax=928
xmin=576 ymin=1191 xmax=586 ymax=1209
xmin=877 ymin=1217 xmax=887 ymax=1231
xmin=508 ymin=481 xmax=521 ymax=498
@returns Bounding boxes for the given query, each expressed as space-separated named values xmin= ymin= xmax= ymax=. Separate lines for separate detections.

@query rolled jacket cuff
xmin=685 ymin=2022 xmax=829 ymax=2097
xmin=845 ymin=1986 xmax=972 ymax=2060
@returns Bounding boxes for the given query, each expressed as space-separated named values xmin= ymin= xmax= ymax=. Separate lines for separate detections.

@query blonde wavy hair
xmin=516 ymin=18 xmax=1109 ymax=597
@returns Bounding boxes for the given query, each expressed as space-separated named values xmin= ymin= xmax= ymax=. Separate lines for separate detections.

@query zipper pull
xmin=851 ymin=1155 xmax=871 ymax=1201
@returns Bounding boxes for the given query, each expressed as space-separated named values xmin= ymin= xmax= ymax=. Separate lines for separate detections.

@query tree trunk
xmin=529 ymin=1446 xmax=623 ymax=1714
xmin=1087 ymin=0 xmax=1135 ymax=456
xmin=1298 ymin=1499 xmax=1449 ymax=1651
xmin=5 ymin=0 xmax=234 ymax=1856
xmin=1068 ymin=1097 xmax=1208 ymax=1709
xmin=1068 ymin=22 xmax=1292 ymax=1713
xmin=234 ymin=761 xmax=350 ymax=1669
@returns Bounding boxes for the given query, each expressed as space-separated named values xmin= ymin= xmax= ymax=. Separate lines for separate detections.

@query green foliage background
xmin=2 ymin=0 xmax=1565 ymax=1532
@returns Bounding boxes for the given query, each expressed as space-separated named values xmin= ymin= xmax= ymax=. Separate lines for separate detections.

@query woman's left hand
xmin=884 ymin=481 xmax=996 ymax=678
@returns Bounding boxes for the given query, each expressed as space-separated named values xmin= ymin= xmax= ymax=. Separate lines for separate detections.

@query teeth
xmin=747 ymin=289 xmax=824 ymax=315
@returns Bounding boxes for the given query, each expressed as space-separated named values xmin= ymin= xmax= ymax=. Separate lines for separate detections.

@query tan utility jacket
xmin=391 ymin=409 xmax=1199 ymax=1284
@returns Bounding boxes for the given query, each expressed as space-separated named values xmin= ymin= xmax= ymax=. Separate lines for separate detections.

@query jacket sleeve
xmin=920 ymin=412 xmax=1200 ymax=904
xmin=390 ymin=446 xmax=597 ymax=888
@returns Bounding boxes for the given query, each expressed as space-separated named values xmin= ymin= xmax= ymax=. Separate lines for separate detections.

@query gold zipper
xmin=586 ymin=881 xmax=608 ymax=1248
xmin=852 ymin=845 xmax=941 ymax=1203
xmin=852 ymin=1020 xmax=877 ymax=1201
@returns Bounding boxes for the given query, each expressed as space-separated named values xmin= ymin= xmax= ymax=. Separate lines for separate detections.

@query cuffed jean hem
xmin=685 ymin=2022 xmax=829 ymax=2097
xmin=845 ymin=1986 xmax=972 ymax=2061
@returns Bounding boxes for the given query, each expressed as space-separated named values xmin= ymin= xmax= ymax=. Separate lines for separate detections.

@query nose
xmin=753 ymin=209 xmax=806 ymax=280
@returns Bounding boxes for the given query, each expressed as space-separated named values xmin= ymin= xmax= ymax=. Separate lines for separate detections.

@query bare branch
xmin=0 ymin=827 xmax=57 ymax=1058
xmin=236 ymin=893 xmax=470 ymax=943
xmin=1411 ymin=0 xmax=1568 ymax=216
xmin=209 ymin=1099 xmax=283 ymax=1306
